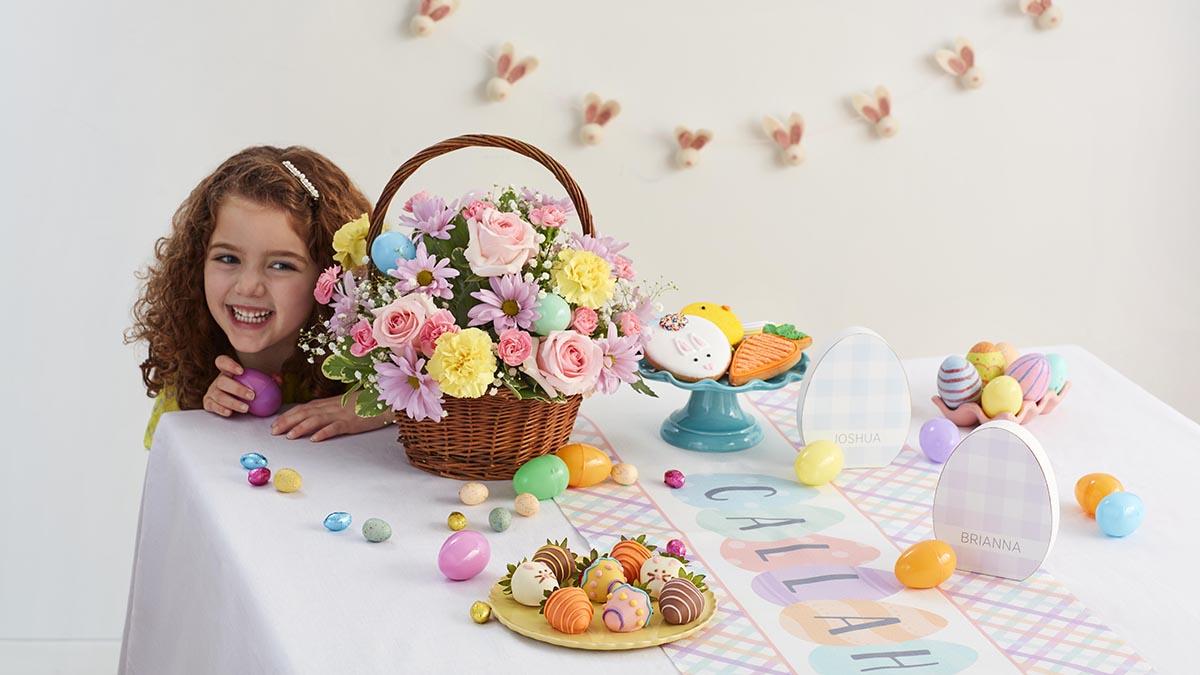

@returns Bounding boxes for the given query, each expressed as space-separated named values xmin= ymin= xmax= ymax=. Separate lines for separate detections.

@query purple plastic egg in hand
xmin=233 ymin=368 xmax=283 ymax=417
xmin=247 ymin=467 xmax=271 ymax=486
xmin=919 ymin=418 xmax=959 ymax=464
xmin=666 ymin=539 xmax=687 ymax=558
xmin=664 ymin=470 xmax=685 ymax=489
xmin=438 ymin=530 xmax=491 ymax=581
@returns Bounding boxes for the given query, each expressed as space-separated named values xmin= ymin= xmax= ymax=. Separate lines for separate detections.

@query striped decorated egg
xmin=937 ymin=355 xmax=982 ymax=409
xmin=1006 ymin=353 xmax=1050 ymax=401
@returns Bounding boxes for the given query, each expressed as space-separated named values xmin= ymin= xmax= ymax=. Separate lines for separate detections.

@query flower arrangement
xmin=304 ymin=187 xmax=667 ymax=421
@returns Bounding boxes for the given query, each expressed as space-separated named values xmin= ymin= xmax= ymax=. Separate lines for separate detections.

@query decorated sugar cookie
xmin=644 ymin=313 xmax=731 ymax=382
xmin=680 ymin=302 xmax=744 ymax=346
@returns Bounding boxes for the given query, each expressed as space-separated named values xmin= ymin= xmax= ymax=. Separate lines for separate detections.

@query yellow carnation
xmin=427 ymin=328 xmax=497 ymax=399
xmin=552 ymin=249 xmax=615 ymax=309
xmin=332 ymin=213 xmax=370 ymax=269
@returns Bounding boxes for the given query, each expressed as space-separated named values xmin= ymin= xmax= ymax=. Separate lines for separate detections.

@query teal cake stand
xmin=638 ymin=354 xmax=809 ymax=453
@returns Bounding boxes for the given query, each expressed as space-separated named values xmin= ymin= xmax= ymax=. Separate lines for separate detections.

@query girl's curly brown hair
xmin=126 ymin=146 xmax=372 ymax=410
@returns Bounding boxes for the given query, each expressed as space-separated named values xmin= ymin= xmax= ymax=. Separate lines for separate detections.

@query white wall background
xmin=2 ymin=0 xmax=1197 ymax=670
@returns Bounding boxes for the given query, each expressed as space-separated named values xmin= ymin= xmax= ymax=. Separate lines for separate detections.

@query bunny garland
xmin=580 ymin=94 xmax=621 ymax=145
xmin=410 ymin=0 xmax=457 ymax=36
xmin=1020 ymin=0 xmax=1063 ymax=29
xmin=851 ymin=86 xmax=898 ymax=138
xmin=935 ymin=38 xmax=983 ymax=89
xmin=486 ymin=43 xmax=538 ymax=101
xmin=674 ymin=127 xmax=713 ymax=168
xmin=762 ymin=113 xmax=805 ymax=165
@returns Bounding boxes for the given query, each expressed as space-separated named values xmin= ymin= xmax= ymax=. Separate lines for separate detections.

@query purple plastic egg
xmin=233 ymin=368 xmax=283 ymax=417
xmin=1007 ymin=353 xmax=1051 ymax=401
xmin=247 ymin=467 xmax=271 ymax=486
xmin=664 ymin=470 xmax=685 ymax=489
xmin=437 ymin=530 xmax=491 ymax=581
xmin=919 ymin=418 xmax=959 ymax=464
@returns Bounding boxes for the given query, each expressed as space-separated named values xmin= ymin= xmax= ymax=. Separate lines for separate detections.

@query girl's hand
xmin=203 ymin=355 xmax=254 ymax=417
xmin=271 ymin=393 xmax=394 ymax=442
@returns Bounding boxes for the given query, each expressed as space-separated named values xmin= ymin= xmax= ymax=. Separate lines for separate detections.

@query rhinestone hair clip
xmin=282 ymin=160 xmax=320 ymax=201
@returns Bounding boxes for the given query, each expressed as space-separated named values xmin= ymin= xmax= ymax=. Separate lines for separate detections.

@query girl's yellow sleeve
xmin=143 ymin=388 xmax=181 ymax=449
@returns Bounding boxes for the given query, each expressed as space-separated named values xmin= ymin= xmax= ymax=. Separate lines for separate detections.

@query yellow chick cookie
xmin=681 ymin=302 xmax=744 ymax=346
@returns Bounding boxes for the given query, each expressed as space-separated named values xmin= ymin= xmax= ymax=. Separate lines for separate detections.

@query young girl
xmin=128 ymin=146 xmax=392 ymax=448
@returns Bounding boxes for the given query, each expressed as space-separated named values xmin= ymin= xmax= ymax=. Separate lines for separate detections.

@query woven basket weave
xmin=366 ymin=135 xmax=595 ymax=480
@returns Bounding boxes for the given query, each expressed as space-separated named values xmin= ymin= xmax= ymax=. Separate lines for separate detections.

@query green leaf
xmin=630 ymin=378 xmax=659 ymax=398
xmin=354 ymin=386 xmax=388 ymax=418
xmin=322 ymin=352 xmax=372 ymax=384
xmin=763 ymin=323 xmax=809 ymax=340
xmin=340 ymin=380 xmax=363 ymax=407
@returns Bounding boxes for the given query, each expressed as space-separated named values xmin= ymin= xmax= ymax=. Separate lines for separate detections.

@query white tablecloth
xmin=120 ymin=346 xmax=1198 ymax=673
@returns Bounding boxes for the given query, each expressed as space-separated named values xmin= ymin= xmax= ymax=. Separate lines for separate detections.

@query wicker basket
xmin=366 ymin=134 xmax=597 ymax=480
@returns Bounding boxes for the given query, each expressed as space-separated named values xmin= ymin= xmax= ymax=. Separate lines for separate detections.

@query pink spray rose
xmin=314 ymin=265 xmax=341 ymax=304
xmin=464 ymin=208 xmax=540 ymax=276
xmin=521 ymin=330 xmax=603 ymax=398
xmin=417 ymin=309 xmax=460 ymax=358
xmin=571 ymin=307 xmax=598 ymax=336
xmin=402 ymin=190 xmax=429 ymax=212
xmin=462 ymin=199 xmax=494 ymax=222
xmin=349 ymin=319 xmax=378 ymax=357
xmin=497 ymin=328 xmax=534 ymax=366
xmin=528 ymin=205 xmax=568 ymax=228
xmin=612 ymin=255 xmax=636 ymax=281
xmin=371 ymin=293 xmax=436 ymax=353
xmin=616 ymin=311 xmax=641 ymax=337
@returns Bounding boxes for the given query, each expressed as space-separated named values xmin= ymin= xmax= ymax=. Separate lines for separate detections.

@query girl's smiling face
xmin=204 ymin=195 xmax=318 ymax=370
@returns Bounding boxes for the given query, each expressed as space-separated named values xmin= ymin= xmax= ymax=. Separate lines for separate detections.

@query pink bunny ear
xmin=674 ymin=337 xmax=693 ymax=354
xmin=851 ymin=93 xmax=880 ymax=122
xmin=420 ymin=0 xmax=432 ymax=15
xmin=691 ymin=129 xmax=712 ymax=150
xmin=876 ymin=86 xmax=891 ymax=117
xmin=688 ymin=333 xmax=707 ymax=349
xmin=584 ymin=93 xmax=601 ymax=123
xmin=496 ymin=43 xmax=514 ymax=78
xmin=596 ymin=100 xmax=620 ymax=126
xmin=430 ymin=2 xmax=453 ymax=21
xmin=506 ymin=56 xmax=538 ymax=84
xmin=936 ymin=49 xmax=967 ymax=75
xmin=1021 ymin=0 xmax=1046 ymax=15
xmin=676 ymin=127 xmax=694 ymax=149
xmin=787 ymin=113 xmax=804 ymax=145
xmin=959 ymin=43 xmax=975 ymax=68
xmin=762 ymin=115 xmax=788 ymax=148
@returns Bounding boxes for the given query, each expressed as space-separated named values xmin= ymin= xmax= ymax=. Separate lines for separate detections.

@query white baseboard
xmin=0 ymin=640 xmax=120 ymax=675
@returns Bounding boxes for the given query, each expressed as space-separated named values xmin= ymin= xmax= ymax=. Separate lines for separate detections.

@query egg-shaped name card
xmin=795 ymin=327 xmax=911 ymax=468
xmin=933 ymin=420 xmax=1059 ymax=581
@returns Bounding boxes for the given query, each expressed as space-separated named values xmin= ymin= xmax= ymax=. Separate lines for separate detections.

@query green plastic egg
xmin=512 ymin=455 xmax=570 ymax=500
xmin=532 ymin=293 xmax=571 ymax=335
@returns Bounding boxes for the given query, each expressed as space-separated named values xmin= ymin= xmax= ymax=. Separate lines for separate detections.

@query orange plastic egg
xmin=894 ymin=540 xmax=956 ymax=589
xmin=1075 ymin=473 xmax=1124 ymax=517
xmin=554 ymin=443 xmax=613 ymax=488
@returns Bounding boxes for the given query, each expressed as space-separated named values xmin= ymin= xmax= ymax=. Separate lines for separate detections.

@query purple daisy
xmin=389 ymin=241 xmax=459 ymax=300
xmin=467 ymin=274 xmax=541 ymax=332
xmin=399 ymin=193 xmax=458 ymax=240
xmin=594 ymin=324 xmax=642 ymax=394
xmin=326 ymin=271 xmax=363 ymax=337
xmin=570 ymin=233 xmax=629 ymax=264
xmin=376 ymin=345 xmax=445 ymax=422
xmin=521 ymin=188 xmax=575 ymax=216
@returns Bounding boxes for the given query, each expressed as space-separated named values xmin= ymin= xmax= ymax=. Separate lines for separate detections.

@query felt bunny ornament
xmin=1020 ymin=0 xmax=1063 ymax=29
xmin=487 ymin=43 xmax=538 ymax=102
xmin=935 ymin=38 xmax=983 ymax=89
xmin=580 ymin=94 xmax=621 ymax=145
xmin=410 ymin=0 xmax=457 ymax=36
xmin=762 ymin=113 xmax=805 ymax=165
xmin=674 ymin=127 xmax=713 ymax=168
xmin=851 ymin=86 xmax=898 ymax=138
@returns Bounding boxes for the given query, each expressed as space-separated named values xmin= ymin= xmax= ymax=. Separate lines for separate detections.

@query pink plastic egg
xmin=234 ymin=368 xmax=283 ymax=417
xmin=1006 ymin=353 xmax=1050 ymax=401
xmin=247 ymin=467 xmax=271 ymax=486
xmin=437 ymin=530 xmax=491 ymax=581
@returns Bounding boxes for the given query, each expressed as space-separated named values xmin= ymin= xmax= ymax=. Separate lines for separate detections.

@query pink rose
xmin=462 ymin=199 xmax=494 ymax=222
xmin=571 ymin=307 xmax=598 ymax=336
xmin=417 ymin=309 xmax=460 ymax=358
xmin=372 ymin=293 xmax=436 ymax=353
xmin=497 ymin=328 xmax=533 ymax=366
xmin=402 ymin=190 xmax=429 ymax=212
xmin=349 ymin=319 xmax=378 ymax=357
xmin=529 ymin=205 xmax=568 ymax=228
xmin=612 ymin=255 xmax=636 ymax=281
xmin=616 ymin=311 xmax=641 ymax=337
xmin=521 ymin=330 xmax=602 ymax=397
xmin=314 ymin=265 xmax=341 ymax=304
xmin=464 ymin=208 xmax=540 ymax=276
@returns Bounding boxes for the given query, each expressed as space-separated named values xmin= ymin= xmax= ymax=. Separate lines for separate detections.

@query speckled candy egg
xmin=514 ymin=493 xmax=540 ymax=517
xmin=611 ymin=463 xmax=639 ymax=485
xmin=447 ymin=512 xmax=468 ymax=531
xmin=323 ymin=511 xmax=352 ymax=532
xmin=894 ymin=539 xmax=956 ymax=589
xmin=602 ymin=583 xmax=653 ymax=632
xmin=510 ymin=561 xmax=560 ymax=606
xmin=362 ymin=517 xmax=392 ymax=543
xmin=512 ymin=455 xmax=569 ymax=500
xmin=239 ymin=452 xmax=268 ymax=470
xmin=488 ymin=507 xmax=512 ymax=532
xmin=554 ymin=443 xmax=613 ymax=488
xmin=1007 ymin=353 xmax=1051 ymax=401
xmin=274 ymin=468 xmax=302 ymax=493
xmin=640 ymin=554 xmax=685 ymax=597
xmin=458 ymin=482 xmax=489 ymax=506
xmin=981 ymin=376 xmax=1024 ymax=418
xmin=247 ymin=467 xmax=271 ymax=486
xmin=937 ymin=355 xmax=983 ymax=409
xmin=966 ymin=342 xmax=1006 ymax=385
xmin=580 ymin=557 xmax=626 ymax=602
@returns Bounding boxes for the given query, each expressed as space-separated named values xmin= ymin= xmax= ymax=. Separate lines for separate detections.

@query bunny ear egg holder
xmin=795 ymin=327 xmax=911 ymax=469
xmin=933 ymin=420 xmax=1059 ymax=581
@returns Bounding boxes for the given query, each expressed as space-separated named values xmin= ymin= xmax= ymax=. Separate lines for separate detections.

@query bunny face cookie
xmin=644 ymin=313 xmax=732 ymax=382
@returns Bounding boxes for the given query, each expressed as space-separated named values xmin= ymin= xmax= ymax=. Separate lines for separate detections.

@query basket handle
xmin=367 ymin=134 xmax=595 ymax=243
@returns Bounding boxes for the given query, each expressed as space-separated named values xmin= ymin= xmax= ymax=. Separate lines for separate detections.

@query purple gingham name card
xmin=933 ymin=420 xmax=1060 ymax=581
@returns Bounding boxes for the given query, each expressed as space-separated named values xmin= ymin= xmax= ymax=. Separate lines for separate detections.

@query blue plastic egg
xmin=371 ymin=231 xmax=416 ymax=274
xmin=1045 ymin=353 xmax=1068 ymax=395
xmin=532 ymin=293 xmax=571 ymax=335
xmin=1096 ymin=492 xmax=1143 ymax=537
xmin=240 ymin=452 xmax=268 ymax=470
xmin=324 ymin=511 xmax=352 ymax=532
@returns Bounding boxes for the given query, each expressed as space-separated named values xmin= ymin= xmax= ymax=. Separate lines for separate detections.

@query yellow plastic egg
xmin=469 ymin=601 xmax=492 ymax=624
xmin=274 ymin=468 xmax=302 ymax=493
xmin=680 ymin=301 xmax=744 ymax=346
xmin=555 ymin=443 xmax=613 ymax=488
xmin=894 ymin=539 xmax=956 ymax=589
xmin=1075 ymin=473 xmax=1124 ymax=517
xmin=981 ymin=376 xmax=1023 ymax=417
xmin=966 ymin=341 xmax=1006 ymax=384
xmin=447 ymin=511 xmax=468 ymax=531
xmin=794 ymin=440 xmax=844 ymax=486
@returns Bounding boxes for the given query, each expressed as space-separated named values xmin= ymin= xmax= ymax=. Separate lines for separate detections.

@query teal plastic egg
xmin=512 ymin=455 xmax=570 ymax=500
xmin=1045 ymin=353 xmax=1068 ymax=394
xmin=532 ymin=293 xmax=571 ymax=335
xmin=488 ymin=507 xmax=512 ymax=532
xmin=1097 ymin=492 xmax=1143 ymax=537
xmin=371 ymin=231 xmax=416 ymax=274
